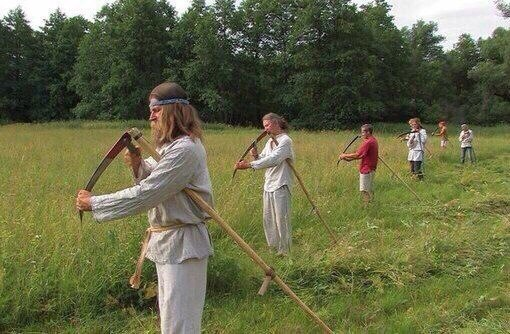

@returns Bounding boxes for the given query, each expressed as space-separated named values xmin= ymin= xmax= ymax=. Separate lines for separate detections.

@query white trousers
xmin=263 ymin=186 xmax=292 ymax=254
xmin=156 ymin=257 xmax=208 ymax=334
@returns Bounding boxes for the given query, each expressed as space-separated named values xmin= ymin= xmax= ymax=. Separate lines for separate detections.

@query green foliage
xmin=34 ymin=11 xmax=89 ymax=121
xmin=182 ymin=0 xmax=238 ymax=123
xmin=0 ymin=8 xmax=40 ymax=122
xmin=71 ymin=0 xmax=177 ymax=120
xmin=401 ymin=20 xmax=452 ymax=121
xmin=0 ymin=1 xmax=509 ymax=126
xmin=468 ymin=28 xmax=510 ymax=123
xmin=285 ymin=0 xmax=370 ymax=127
xmin=495 ymin=0 xmax=510 ymax=17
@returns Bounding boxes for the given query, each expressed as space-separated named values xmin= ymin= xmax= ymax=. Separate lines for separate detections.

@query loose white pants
xmin=263 ymin=186 xmax=292 ymax=254
xmin=156 ymin=257 xmax=208 ymax=334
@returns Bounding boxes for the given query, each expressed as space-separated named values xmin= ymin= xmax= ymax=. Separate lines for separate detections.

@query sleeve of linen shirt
xmin=91 ymin=146 xmax=197 ymax=222
xmin=421 ymin=130 xmax=428 ymax=144
xmin=459 ymin=132 xmax=464 ymax=142
xmin=133 ymin=157 xmax=158 ymax=184
xmin=250 ymin=138 xmax=293 ymax=170
xmin=356 ymin=141 xmax=369 ymax=158
xmin=466 ymin=130 xmax=473 ymax=143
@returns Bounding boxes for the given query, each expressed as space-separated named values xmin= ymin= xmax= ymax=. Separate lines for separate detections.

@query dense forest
xmin=0 ymin=0 xmax=509 ymax=128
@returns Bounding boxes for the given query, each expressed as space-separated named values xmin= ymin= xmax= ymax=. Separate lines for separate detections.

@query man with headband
xmin=76 ymin=82 xmax=214 ymax=333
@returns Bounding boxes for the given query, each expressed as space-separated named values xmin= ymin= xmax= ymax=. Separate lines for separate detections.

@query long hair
xmin=262 ymin=113 xmax=289 ymax=131
xmin=149 ymin=82 xmax=203 ymax=146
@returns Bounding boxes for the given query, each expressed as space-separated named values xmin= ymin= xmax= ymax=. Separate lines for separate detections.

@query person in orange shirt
xmin=434 ymin=121 xmax=448 ymax=149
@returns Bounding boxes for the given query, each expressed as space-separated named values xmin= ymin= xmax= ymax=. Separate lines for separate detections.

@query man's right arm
xmin=92 ymin=146 xmax=195 ymax=222
xmin=250 ymin=139 xmax=292 ymax=169
xmin=407 ymin=133 xmax=416 ymax=148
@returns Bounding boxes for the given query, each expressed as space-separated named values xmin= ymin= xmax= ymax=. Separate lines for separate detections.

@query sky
xmin=0 ymin=0 xmax=508 ymax=50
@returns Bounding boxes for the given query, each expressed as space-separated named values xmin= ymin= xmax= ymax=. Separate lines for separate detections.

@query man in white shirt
xmin=459 ymin=123 xmax=475 ymax=163
xmin=234 ymin=113 xmax=295 ymax=255
xmin=76 ymin=82 xmax=213 ymax=334
xmin=406 ymin=118 xmax=427 ymax=180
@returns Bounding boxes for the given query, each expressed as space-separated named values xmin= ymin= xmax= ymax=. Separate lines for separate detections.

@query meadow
xmin=0 ymin=121 xmax=508 ymax=333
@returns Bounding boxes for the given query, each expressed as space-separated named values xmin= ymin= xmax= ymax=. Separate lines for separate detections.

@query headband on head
xmin=149 ymin=98 xmax=190 ymax=108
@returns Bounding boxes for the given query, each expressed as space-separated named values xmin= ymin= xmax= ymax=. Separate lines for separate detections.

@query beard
xmin=151 ymin=120 xmax=163 ymax=147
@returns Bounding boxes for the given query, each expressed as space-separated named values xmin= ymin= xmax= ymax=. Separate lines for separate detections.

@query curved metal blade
xmin=396 ymin=131 xmax=411 ymax=139
xmin=80 ymin=132 xmax=133 ymax=222
xmin=396 ymin=130 xmax=420 ymax=139
xmin=336 ymin=135 xmax=360 ymax=166
xmin=232 ymin=130 xmax=267 ymax=178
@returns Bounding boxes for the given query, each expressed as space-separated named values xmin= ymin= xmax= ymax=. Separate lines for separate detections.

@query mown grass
xmin=0 ymin=122 xmax=508 ymax=333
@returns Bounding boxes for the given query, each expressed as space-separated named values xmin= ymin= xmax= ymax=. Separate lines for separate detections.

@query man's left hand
xmin=234 ymin=160 xmax=251 ymax=170
xmin=76 ymin=190 xmax=92 ymax=211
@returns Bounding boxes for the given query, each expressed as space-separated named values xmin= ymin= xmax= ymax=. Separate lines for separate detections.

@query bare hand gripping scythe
xmin=336 ymin=134 xmax=360 ymax=166
xmin=232 ymin=130 xmax=268 ymax=178
xmin=81 ymin=128 xmax=334 ymax=333
xmin=79 ymin=131 xmax=138 ymax=222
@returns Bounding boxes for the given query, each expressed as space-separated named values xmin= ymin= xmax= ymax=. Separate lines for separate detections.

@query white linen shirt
xmin=407 ymin=128 xmax=427 ymax=161
xmin=90 ymin=136 xmax=214 ymax=264
xmin=459 ymin=130 xmax=473 ymax=148
xmin=250 ymin=133 xmax=295 ymax=192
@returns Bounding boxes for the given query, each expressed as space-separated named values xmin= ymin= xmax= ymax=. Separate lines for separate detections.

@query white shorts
xmin=359 ymin=171 xmax=375 ymax=192
xmin=440 ymin=140 xmax=448 ymax=147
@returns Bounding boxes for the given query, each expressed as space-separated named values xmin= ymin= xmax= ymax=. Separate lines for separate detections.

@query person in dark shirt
xmin=339 ymin=124 xmax=379 ymax=205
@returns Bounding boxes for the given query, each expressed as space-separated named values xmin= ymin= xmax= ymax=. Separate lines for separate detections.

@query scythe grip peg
xmin=258 ymin=267 xmax=275 ymax=296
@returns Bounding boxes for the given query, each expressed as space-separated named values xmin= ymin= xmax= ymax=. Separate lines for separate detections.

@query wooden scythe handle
xmin=269 ymin=135 xmax=338 ymax=244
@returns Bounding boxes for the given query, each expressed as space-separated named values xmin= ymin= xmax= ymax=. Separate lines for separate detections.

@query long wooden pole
xmin=186 ymin=190 xmax=334 ymax=333
xmin=130 ymin=129 xmax=334 ymax=334
xmin=286 ymin=161 xmax=338 ymax=243
xmin=377 ymin=156 xmax=422 ymax=202
xmin=269 ymin=135 xmax=338 ymax=244
xmin=424 ymin=145 xmax=433 ymax=158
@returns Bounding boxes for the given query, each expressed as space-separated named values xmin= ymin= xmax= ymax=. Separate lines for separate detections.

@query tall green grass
xmin=0 ymin=122 xmax=508 ymax=333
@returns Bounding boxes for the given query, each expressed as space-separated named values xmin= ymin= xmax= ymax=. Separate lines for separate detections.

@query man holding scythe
xmin=339 ymin=124 xmax=379 ymax=205
xmin=76 ymin=82 xmax=213 ymax=334
xmin=459 ymin=123 xmax=475 ymax=163
xmin=234 ymin=113 xmax=295 ymax=256
xmin=406 ymin=117 xmax=427 ymax=180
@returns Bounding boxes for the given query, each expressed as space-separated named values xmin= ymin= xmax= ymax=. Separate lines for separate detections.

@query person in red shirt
xmin=339 ymin=124 xmax=379 ymax=205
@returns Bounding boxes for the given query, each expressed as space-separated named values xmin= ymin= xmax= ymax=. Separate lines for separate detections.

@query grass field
xmin=0 ymin=121 xmax=509 ymax=333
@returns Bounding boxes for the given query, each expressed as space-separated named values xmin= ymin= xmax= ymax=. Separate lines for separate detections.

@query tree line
xmin=0 ymin=0 xmax=509 ymax=128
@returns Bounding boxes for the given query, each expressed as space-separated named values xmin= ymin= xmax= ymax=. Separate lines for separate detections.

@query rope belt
xmin=129 ymin=223 xmax=187 ymax=289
